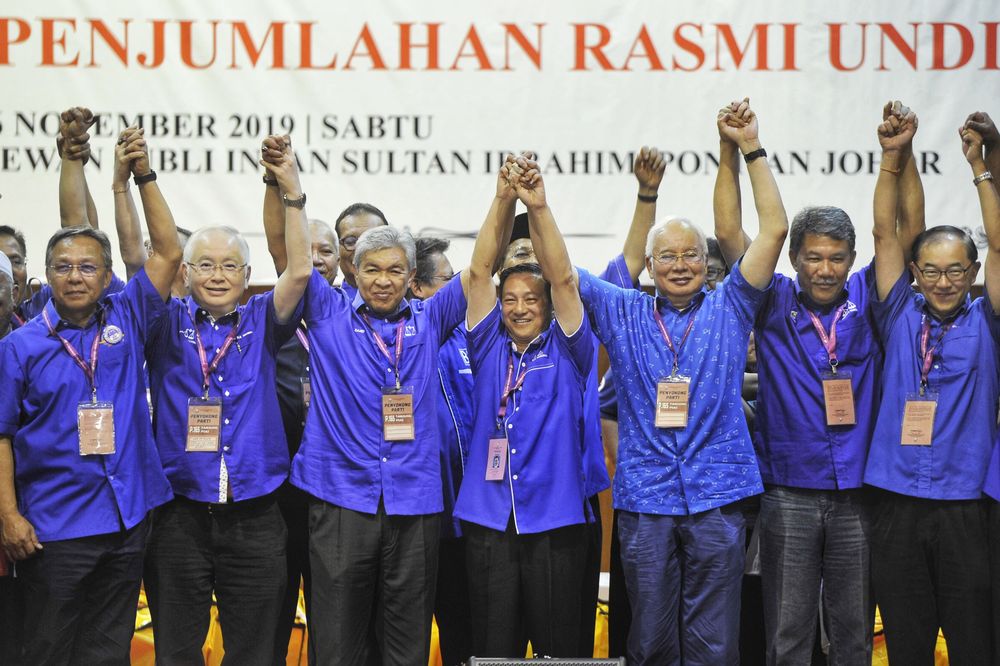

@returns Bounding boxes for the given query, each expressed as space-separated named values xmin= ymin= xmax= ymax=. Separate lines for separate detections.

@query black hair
xmin=498 ymin=262 xmax=551 ymax=303
xmin=706 ymin=237 xmax=727 ymax=268
xmin=0 ymin=225 xmax=27 ymax=256
xmin=413 ymin=236 xmax=451 ymax=286
xmin=45 ymin=226 xmax=113 ymax=268
xmin=334 ymin=203 xmax=388 ymax=238
xmin=910 ymin=225 xmax=978 ymax=264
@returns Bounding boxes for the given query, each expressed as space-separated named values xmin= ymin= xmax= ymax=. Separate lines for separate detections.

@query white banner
xmin=2 ymin=1 xmax=998 ymax=283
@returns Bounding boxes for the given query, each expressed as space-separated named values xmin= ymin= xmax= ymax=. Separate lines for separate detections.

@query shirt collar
xmin=185 ymin=296 xmax=239 ymax=325
xmin=918 ymin=293 xmax=971 ymax=323
xmin=352 ymin=290 xmax=411 ymax=321
xmin=507 ymin=327 xmax=548 ymax=356
xmin=793 ymin=279 xmax=849 ymax=314
xmin=43 ymin=297 xmax=108 ymax=330
xmin=655 ymin=288 xmax=707 ymax=316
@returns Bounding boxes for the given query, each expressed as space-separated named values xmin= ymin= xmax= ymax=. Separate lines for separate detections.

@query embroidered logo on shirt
xmin=101 ymin=325 xmax=124 ymax=345
xmin=404 ymin=324 xmax=417 ymax=337
xmin=459 ymin=348 xmax=471 ymax=367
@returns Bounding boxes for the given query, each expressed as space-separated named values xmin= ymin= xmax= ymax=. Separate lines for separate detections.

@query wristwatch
xmin=283 ymin=192 xmax=307 ymax=209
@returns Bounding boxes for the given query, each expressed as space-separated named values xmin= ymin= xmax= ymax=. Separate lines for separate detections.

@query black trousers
xmin=987 ymin=498 xmax=1000 ymax=666
xmin=144 ymin=495 xmax=288 ymax=666
xmin=274 ymin=483 xmax=313 ymax=666
xmin=0 ymin=572 xmax=25 ymax=666
xmin=464 ymin=518 xmax=589 ymax=658
xmin=16 ymin=516 xmax=149 ymax=666
xmin=578 ymin=494 xmax=603 ymax=657
xmin=607 ymin=508 xmax=631 ymax=658
xmin=435 ymin=536 xmax=472 ymax=666
xmin=871 ymin=490 xmax=991 ymax=666
xmin=308 ymin=499 xmax=440 ymax=666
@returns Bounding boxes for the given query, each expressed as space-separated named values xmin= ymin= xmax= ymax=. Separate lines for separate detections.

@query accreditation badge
xmin=485 ymin=438 xmax=508 ymax=481
xmin=186 ymin=396 xmax=222 ymax=452
xmin=821 ymin=370 xmax=856 ymax=426
xmin=382 ymin=385 xmax=415 ymax=441
xmin=655 ymin=376 xmax=690 ymax=429
xmin=300 ymin=376 xmax=311 ymax=410
xmin=901 ymin=392 xmax=937 ymax=446
xmin=78 ymin=401 xmax=116 ymax=455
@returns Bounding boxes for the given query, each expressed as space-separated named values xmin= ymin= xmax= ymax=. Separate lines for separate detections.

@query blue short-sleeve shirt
xmin=437 ymin=323 xmax=474 ymax=538
xmin=290 ymin=269 xmax=467 ymax=515
xmin=0 ymin=270 xmax=172 ymax=541
xmin=578 ymin=262 xmax=768 ymax=515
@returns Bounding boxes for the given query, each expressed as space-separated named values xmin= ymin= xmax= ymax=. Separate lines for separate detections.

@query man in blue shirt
xmin=0 ymin=135 xmax=182 ymax=664
xmin=867 ymin=111 xmax=1000 ymax=663
xmin=142 ymin=135 xmax=312 ymax=665
xmin=291 ymin=189 xmax=502 ymax=665
xmin=408 ymin=235 xmax=473 ymax=666
xmin=577 ymin=98 xmax=788 ymax=665
xmin=335 ymin=202 xmax=388 ymax=299
xmin=713 ymin=100 xmax=925 ymax=665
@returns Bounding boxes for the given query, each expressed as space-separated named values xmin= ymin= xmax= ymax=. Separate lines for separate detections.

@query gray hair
xmin=45 ymin=226 xmax=113 ymax=269
xmin=310 ymin=218 xmax=339 ymax=256
xmin=789 ymin=206 xmax=856 ymax=256
xmin=183 ymin=226 xmax=250 ymax=264
xmin=645 ymin=216 xmax=708 ymax=257
xmin=353 ymin=226 xmax=416 ymax=271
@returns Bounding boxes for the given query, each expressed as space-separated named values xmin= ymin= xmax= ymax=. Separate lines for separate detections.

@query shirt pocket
xmin=933 ymin=328 xmax=980 ymax=383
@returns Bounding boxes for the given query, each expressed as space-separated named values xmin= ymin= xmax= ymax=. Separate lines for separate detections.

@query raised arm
xmin=58 ymin=107 xmax=97 ymax=229
xmin=622 ymin=146 xmax=665 ymax=280
xmin=124 ymin=135 xmax=182 ymax=299
xmin=717 ymin=99 xmax=788 ymax=289
xmin=513 ymin=157 xmax=583 ymax=335
xmin=261 ymin=135 xmax=288 ymax=276
xmin=467 ymin=155 xmax=517 ymax=329
xmin=112 ymin=127 xmax=148 ymax=279
xmin=965 ymin=111 xmax=1000 ymax=179
xmin=0 ymin=434 xmax=42 ymax=561
xmin=261 ymin=136 xmax=311 ymax=323
xmin=873 ymin=110 xmax=916 ymax=300
xmin=962 ymin=127 xmax=1000 ymax=313
xmin=713 ymin=98 xmax=751 ymax=266
xmin=886 ymin=102 xmax=926 ymax=263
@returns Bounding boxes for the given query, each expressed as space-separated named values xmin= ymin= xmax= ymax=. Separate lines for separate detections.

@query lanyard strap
xmin=805 ymin=303 xmax=847 ymax=372
xmin=42 ymin=307 xmax=104 ymax=401
xmin=653 ymin=305 xmax=700 ymax=375
xmin=497 ymin=346 xmax=532 ymax=424
xmin=11 ymin=310 xmax=25 ymax=327
xmin=918 ymin=315 xmax=951 ymax=394
xmin=295 ymin=325 xmax=310 ymax=354
xmin=362 ymin=314 xmax=405 ymax=389
xmin=187 ymin=305 xmax=240 ymax=397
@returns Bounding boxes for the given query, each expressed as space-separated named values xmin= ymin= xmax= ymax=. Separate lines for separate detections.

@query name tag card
xmin=300 ymin=377 xmax=311 ymax=410
xmin=821 ymin=371 xmax=856 ymax=426
xmin=78 ymin=402 xmax=115 ymax=455
xmin=901 ymin=392 xmax=937 ymax=446
xmin=655 ymin=377 xmax=690 ymax=429
xmin=486 ymin=438 xmax=508 ymax=481
xmin=382 ymin=386 xmax=415 ymax=441
xmin=186 ymin=397 xmax=222 ymax=452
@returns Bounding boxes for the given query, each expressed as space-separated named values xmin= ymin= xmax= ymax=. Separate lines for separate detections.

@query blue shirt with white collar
xmin=865 ymin=270 xmax=1000 ymax=500
xmin=146 ymin=292 xmax=300 ymax=503
xmin=454 ymin=304 xmax=594 ymax=534
xmin=436 ymin=322 xmax=474 ymax=538
xmin=753 ymin=263 xmax=881 ymax=490
xmin=578 ymin=262 xmax=767 ymax=515
xmin=0 ymin=269 xmax=172 ymax=541
xmin=291 ymin=269 xmax=467 ymax=515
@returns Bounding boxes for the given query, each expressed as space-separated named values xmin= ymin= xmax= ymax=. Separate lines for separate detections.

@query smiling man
xmin=141 ymin=135 xmax=312 ymax=665
xmin=865 ymin=113 xmax=1000 ymax=664
xmin=713 ymin=101 xmax=925 ymax=665
xmin=290 ymin=180 xmax=505 ymax=664
xmin=0 ymin=130 xmax=181 ymax=664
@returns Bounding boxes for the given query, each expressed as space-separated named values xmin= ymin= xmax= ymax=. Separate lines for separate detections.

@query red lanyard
xmin=362 ymin=315 xmax=405 ymax=389
xmin=42 ymin=307 xmax=104 ymax=401
xmin=653 ymin=305 xmax=700 ymax=376
xmin=497 ymin=346 xmax=533 ymax=424
xmin=187 ymin=305 xmax=241 ymax=397
xmin=806 ymin=304 xmax=846 ymax=372
xmin=11 ymin=311 xmax=25 ymax=327
xmin=918 ymin=315 xmax=951 ymax=394
xmin=295 ymin=326 xmax=310 ymax=354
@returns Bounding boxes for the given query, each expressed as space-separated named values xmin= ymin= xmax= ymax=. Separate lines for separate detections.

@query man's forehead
xmin=51 ymin=236 xmax=102 ymax=256
xmin=191 ymin=232 xmax=243 ymax=256
xmin=0 ymin=235 xmax=23 ymax=257
xmin=361 ymin=246 xmax=408 ymax=266
xmin=343 ymin=214 xmax=384 ymax=233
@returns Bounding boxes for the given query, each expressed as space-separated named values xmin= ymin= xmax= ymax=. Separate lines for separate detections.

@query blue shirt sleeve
xmin=598 ymin=254 xmax=637 ymax=290
xmin=259 ymin=290 xmax=304 ymax=352
xmin=303 ymin=268 xmax=338 ymax=325
xmin=466 ymin=302 xmax=503 ymax=375
xmin=578 ymin=268 xmax=633 ymax=346
xmin=870 ymin=268 xmax=914 ymax=340
xmin=552 ymin=312 xmax=595 ymax=378
xmin=0 ymin=339 xmax=24 ymax=436
xmin=720 ymin=260 xmax=771 ymax=330
xmin=111 ymin=267 xmax=170 ymax=346
xmin=426 ymin=273 xmax=468 ymax=346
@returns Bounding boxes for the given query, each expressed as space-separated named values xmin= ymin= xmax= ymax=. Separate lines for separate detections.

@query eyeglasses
xmin=431 ymin=274 xmax=454 ymax=283
xmin=186 ymin=261 xmax=247 ymax=276
xmin=47 ymin=263 xmax=104 ymax=277
xmin=340 ymin=236 xmax=358 ymax=250
xmin=652 ymin=251 xmax=704 ymax=266
xmin=915 ymin=264 xmax=973 ymax=282
xmin=706 ymin=267 xmax=726 ymax=279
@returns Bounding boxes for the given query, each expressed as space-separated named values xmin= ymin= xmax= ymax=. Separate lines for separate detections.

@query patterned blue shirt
xmin=454 ymin=305 xmax=594 ymax=534
xmin=437 ymin=323 xmax=474 ymax=538
xmin=0 ymin=270 xmax=172 ymax=541
xmin=578 ymin=262 xmax=767 ymax=515
xmin=291 ymin=269 xmax=467 ymax=515
xmin=146 ymin=293 xmax=300 ymax=503
xmin=865 ymin=271 xmax=1000 ymax=500
xmin=753 ymin=264 xmax=881 ymax=489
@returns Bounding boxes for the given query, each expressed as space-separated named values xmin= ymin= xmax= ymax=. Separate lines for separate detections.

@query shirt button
xmin=218 ymin=375 xmax=224 ymax=381
xmin=224 ymin=418 xmax=230 ymax=425
xmin=224 ymin=390 xmax=230 ymax=397
xmin=382 ymin=457 xmax=388 ymax=462
xmin=215 ymin=348 xmax=221 ymax=353
xmin=224 ymin=446 xmax=230 ymax=452
xmin=933 ymin=364 xmax=940 ymax=369
xmin=507 ymin=424 xmax=513 ymax=430
xmin=511 ymin=448 xmax=517 ymax=454
xmin=300 ymin=421 xmax=306 ymax=427
xmin=109 ymin=474 xmax=115 ymax=480
xmin=512 ymin=474 xmax=518 ymax=480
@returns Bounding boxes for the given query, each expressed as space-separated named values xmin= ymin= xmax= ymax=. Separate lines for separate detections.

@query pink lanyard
xmin=805 ymin=304 xmax=847 ymax=372
xmin=497 ymin=347 xmax=532 ymax=424
xmin=362 ymin=315 xmax=405 ymax=389
xmin=653 ymin=305 xmax=700 ymax=376
xmin=187 ymin=306 xmax=240 ymax=397
xmin=42 ymin=308 xmax=104 ymax=401
xmin=918 ymin=315 xmax=951 ymax=394
xmin=295 ymin=326 xmax=310 ymax=354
